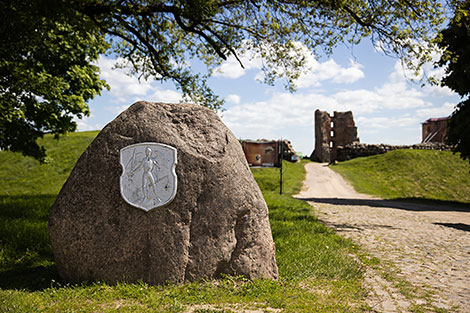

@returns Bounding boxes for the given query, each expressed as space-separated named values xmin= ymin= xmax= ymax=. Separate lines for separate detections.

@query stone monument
xmin=49 ymin=101 xmax=278 ymax=285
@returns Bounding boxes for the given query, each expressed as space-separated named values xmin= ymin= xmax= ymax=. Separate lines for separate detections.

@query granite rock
xmin=49 ymin=101 xmax=278 ymax=285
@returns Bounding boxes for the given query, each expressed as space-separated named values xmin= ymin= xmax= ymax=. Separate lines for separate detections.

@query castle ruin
xmin=310 ymin=109 xmax=359 ymax=162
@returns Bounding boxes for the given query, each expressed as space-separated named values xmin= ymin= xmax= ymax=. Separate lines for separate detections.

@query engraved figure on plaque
xmin=120 ymin=143 xmax=177 ymax=211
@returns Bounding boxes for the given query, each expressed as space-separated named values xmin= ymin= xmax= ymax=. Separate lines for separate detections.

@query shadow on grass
xmin=0 ymin=265 xmax=61 ymax=291
xmin=0 ymin=194 xmax=60 ymax=291
xmin=0 ymin=194 xmax=57 ymax=218
xmin=295 ymin=196 xmax=470 ymax=212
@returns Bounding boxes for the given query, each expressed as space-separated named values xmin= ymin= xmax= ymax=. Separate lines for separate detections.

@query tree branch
xmin=342 ymin=5 xmax=373 ymax=28
xmin=207 ymin=19 xmax=266 ymax=38
xmin=201 ymin=24 xmax=245 ymax=68
xmin=76 ymin=1 xmax=178 ymax=17
xmin=173 ymin=13 xmax=228 ymax=60
xmin=114 ymin=15 xmax=174 ymax=78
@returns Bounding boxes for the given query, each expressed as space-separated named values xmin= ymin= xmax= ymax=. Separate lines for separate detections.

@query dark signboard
xmin=242 ymin=141 xmax=281 ymax=168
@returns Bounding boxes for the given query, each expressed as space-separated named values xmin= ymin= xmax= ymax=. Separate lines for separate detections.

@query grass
xmin=0 ymin=130 xmax=98 ymax=196
xmin=0 ymin=132 xmax=367 ymax=312
xmin=252 ymin=163 xmax=361 ymax=281
xmin=330 ymin=149 xmax=470 ymax=204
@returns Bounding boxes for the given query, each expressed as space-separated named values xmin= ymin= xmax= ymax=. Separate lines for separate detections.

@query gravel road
xmin=295 ymin=162 xmax=470 ymax=312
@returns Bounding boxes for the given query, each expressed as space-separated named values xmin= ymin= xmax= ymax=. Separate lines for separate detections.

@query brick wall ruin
xmin=310 ymin=110 xmax=452 ymax=163
xmin=422 ymin=117 xmax=449 ymax=143
xmin=310 ymin=109 xmax=359 ymax=162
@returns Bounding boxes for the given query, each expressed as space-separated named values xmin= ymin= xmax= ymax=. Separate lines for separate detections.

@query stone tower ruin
xmin=310 ymin=109 xmax=359 ymax=162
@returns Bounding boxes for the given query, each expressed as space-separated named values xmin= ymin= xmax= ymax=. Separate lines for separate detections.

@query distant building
xmin=422 ymin=117 xmax=449 ymax=143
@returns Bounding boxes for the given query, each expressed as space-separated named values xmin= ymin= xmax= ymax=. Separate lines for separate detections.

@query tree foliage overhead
xmin=80 ymin=0 xmax=447 ymax=105
xmin=436 ymin=0 xmax=470 ymax=163
xmin=0 ymin=0 xmax=108 ymax=160
xmin=1 ymin=0 xmax=450 ymax=160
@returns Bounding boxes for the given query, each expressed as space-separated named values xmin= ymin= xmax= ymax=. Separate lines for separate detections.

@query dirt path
xmin=295 ymin=162 xmax=470 ymax=312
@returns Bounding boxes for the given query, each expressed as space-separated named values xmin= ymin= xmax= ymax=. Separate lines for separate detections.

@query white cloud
xmin=375 ymin=81 xmax=429 ymax=109
xmin=213 ymin=42 xmax=364 ymax=87
xmin=74 ymin=115 xmax=104 ymax=131
xmin=213 ymin=52 xmax=263 ymax=79
xmin=102 ymin=88 xmax=182 ymax=115
xmin=97 ymin=56 xmax=155 ymax=103
xmin=416 ymin=102 xmax=456 ymax=119
xmin=333 ymin=60 xmax=365 ymax=84
xmin=226 ymin=94 xmax=241 ymax=104
xmin=356 ymin=116 xmax=417 ymax=130
xmin=96 ymin=56 xmax=184 ymax=116
xmin=222 ymin=89 xmax=381 ymax=141
xmin=332 ymin=90 xmax=380 ymax=113
xmin=422 ymin=84 xmax=455 ymax=98
xmin=420 ymin=65 xmax=456 ymax=98
xmin=388 ymin=54 xmax=457 ymax=99
xmin=105 ymin=104 xmax=131 ymax=115
xmin=296 ymin=58 xmax=364 ymax=88
xmin=389 ymin=59 xmax=422 ymax=83
xmin=148 ymin=89 xmax=182 ymax=103
xmin=293 ymin=42 xmax=364 ymax=87
xmin=367 ymin=61 xmax=433 ymax=110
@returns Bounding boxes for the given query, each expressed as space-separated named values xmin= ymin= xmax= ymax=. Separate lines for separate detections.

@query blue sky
xmin=79 ymin=41 xmax=460 ymax=156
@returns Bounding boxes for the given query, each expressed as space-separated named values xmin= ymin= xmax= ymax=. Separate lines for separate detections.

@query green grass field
xmin=0 ymin=132 xmax=367 ymax=312
xmin=330 ymin=149 xmax=470 ymax=204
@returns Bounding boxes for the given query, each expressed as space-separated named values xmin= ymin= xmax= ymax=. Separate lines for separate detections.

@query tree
xmin=1 ymin=0 xmax=448 ymax=161
xmin=0 ymin=0 xmax=108 ymax=161
xmin=436 ymin=0 xmax=470 ymax=163
xmin=447 ymin=99 xmax=470 ymax=161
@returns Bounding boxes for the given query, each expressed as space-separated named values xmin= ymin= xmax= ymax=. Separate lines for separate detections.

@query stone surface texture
xmin=330 ymin=111 xmax=358 ymax=161
xmin=311 ymin=109 xmax=332 ymax=163
xmin=335 ymin=142 xmax=452 ymax=162
xmin=49 ymin=101 xmax=278 ymax=285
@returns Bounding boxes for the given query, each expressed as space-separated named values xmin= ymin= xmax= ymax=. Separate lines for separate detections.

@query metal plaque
xmin=120 ymin=143 xmax=177 ymax=211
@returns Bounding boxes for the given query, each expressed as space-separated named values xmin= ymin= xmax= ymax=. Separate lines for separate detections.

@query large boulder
xmin=49 ymin=101 xmax=278 ymax=285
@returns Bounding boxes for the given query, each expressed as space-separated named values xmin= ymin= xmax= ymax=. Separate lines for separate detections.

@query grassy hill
xmin=0 ymin=132 xmax=367 ymax=312
xmin=330 ymin=149 xmax=470 ymax=204
xmin=0 ymin=131 xmax=99 ymax=196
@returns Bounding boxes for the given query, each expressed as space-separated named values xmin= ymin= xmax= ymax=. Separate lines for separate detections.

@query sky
xmin=79 ymin=41 xmax=460 ymax=157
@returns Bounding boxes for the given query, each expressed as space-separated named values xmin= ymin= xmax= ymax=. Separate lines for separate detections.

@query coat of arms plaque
xmin=120 ymin=142 xmax=177 ymax=211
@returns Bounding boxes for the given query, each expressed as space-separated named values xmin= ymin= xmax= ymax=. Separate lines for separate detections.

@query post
xmin=279 ymin=140 xmax=283 ymax=195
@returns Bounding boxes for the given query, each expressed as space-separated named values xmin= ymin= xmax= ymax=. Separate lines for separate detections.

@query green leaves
xmin=1 ymin=0 xmax=451 ymax=160
xmin=81 ymin=0 xmax=448 ymax=110
xmin=437 ymin=3 xmax=470 ymax=98
xmin=435 ymin=1 xmax=470 ymax=163
xmin=0 ymin=1 xmax=108 ymax=161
